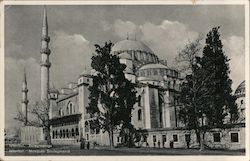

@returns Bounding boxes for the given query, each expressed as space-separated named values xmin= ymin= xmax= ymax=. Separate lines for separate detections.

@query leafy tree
xmin=119 ymin=124 xmax=148 ymax=147
xmin=176 ymin=36 xmax=206 ymax=148
xmin=200 ymin=26 xmax=238 ymax=124
xmin=175 ymin=36 xmax=203 ymax=73
xmin=178 ymin=27 xmax=238 ymax=150
xmin=87 ymin=42 xmax=137 ymax=148
xmin=15 ymin=99 xmax=52 ymax=145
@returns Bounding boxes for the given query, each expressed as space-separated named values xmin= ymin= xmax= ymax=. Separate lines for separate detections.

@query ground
xmin=5 ymin=144 xmax=245 ymax=156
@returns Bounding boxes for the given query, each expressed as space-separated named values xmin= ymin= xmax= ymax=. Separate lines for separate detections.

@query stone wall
xmin=20 ymin=126 xmax=43 ymax=145
xmin=137 ymin=126 xmax=245 ymax=150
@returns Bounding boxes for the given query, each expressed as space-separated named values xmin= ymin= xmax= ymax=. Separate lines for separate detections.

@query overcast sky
xmin=4 ymin=5 xmax=245 ymax=131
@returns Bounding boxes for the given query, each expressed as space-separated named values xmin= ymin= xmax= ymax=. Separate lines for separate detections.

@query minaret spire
xmin=23 ymin=67 xmax=27 ymax=84
xmin=21 ymin=68 xmax=29 ymax=125
xmin=40 ymin=6 xmax=51 ymax=101
xmin=42 ymin=6 xmax=48 ymax=35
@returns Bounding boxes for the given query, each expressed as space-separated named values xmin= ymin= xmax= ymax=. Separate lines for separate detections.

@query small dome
xmin=80 ymin=70 xmax=91 ymax=77
xmin=112 ymin=39 xmax=154 ymax=54
xmin=235 ymin=80 xmax=245 ymax=96
xmin=119 ymin=52 xmax=132 ymax=60
xmin=49 ymin=87 xmax=59 ymax=94
xmin=139 ymin=63 xmax=168 ymax=70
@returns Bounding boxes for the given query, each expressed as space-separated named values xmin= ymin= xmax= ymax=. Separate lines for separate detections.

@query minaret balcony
xmin=22 ymin=88 xmax=28 ymax=92
xmin=22 ymin=99 xmax=29 ymax=104
xmin=40 ymin=48 xmax=51 ymax=55
xmin=41 ymin=35 xmax=50 ymax=42
xmin=40 ymin=60 xmax=51 ymax=68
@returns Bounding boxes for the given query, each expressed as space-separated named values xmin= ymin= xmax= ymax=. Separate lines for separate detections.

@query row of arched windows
xmin=24 ymin=135 xmax=37 ymax=141
xmin=140 ymin=69 xmax=178 ymax=78
xmin=52 ymin=128 xmax=79 ymax=139
xmin=116 ymin=50 xmax=159 ymax=63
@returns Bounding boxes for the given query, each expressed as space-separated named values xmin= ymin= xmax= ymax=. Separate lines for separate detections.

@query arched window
xmin=52 ymin=131 xmax=55 ymax=139
xmin=55 ymin=130 xmax=58 ymax=139
xmin=67 ymin=102 xmax=73 ymax=115
xmin=72 ymin=129 xmax=75 ymax=137
xmin=76 ymin=128 xmax=79 ymax=136
xmin=63 ymin=130 xmax=65 ymax=138
xmin=138 ymin=95 xmax=142 ymax=106
xmin=66 ymin=106 xmax=69 ymax=115
xmin=66 ymin=129 xmax=69 ymax=138
xmin=140 ymin=71 xmax=145 ymax=77
xmin=146 ymin=54 xmax=149 ymax=61
xmin=60 ymin=130 xmax=62 ymax=138
xmin=160 ymin=69 xmax=164 ymax=76
xmin=134 ymin=52 xmax=138 ymax=60
xmin=138 ymin=109 xmax=142 ymax=121
xmin=72 ymin=104 xmax=75 ymax=114
xmin=147 ymin=70 xmax=151 ymax=76
xmin=140 ymin=52 xmax=143 ymax=60
xmin=154 ymin=69 xmax=158 ymax=75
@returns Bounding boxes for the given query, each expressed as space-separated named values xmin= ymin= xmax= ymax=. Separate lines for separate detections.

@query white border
xmin=0 ymin=1 xmax=249 ymax=161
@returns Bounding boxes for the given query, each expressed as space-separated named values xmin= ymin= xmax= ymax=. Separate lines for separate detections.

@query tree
xmin=177 ymin=37 xmax=209 ymax=150
xmin=87 ymin=42 xmax=137 ymax=148
xmin=14 ymin=99 xmax=52 ymax=145
xmin=175 ymin=36 xmax=203 ymax=74
xmin=119 ymin=124 xmax=148 ymax=147
xmin=177 ymin=27 xmax=238 ymax=150
xmin=200 ymin=26 xmax=238 ymax=124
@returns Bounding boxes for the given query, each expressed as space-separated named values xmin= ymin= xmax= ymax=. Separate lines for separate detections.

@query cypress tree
xmin=201 ymin=27 xmax=238 ymax=126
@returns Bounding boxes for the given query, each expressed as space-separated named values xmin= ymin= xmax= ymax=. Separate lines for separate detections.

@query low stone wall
xmin=52 ymin=138 xmax=78 ymax=145
xmin=136 ymin=126 xmax=245 ymax=150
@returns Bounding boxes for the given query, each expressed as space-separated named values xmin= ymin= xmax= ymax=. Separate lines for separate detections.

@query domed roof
xmin=119 ymin=52 xmax=132 ymax=60
xmin=139 ymin=63 xmax=168 ymax=70
xmin=112 ymin=39 xmax=154 ymax=54
xmin=49 ymin=87 xmax=59 ymax=93
xmin=235 ymin=80 xmax=245 ymax=96
xmin=80 ymin=69 xmax=91 ymax=77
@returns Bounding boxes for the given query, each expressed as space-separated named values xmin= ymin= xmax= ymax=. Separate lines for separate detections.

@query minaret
xmin=21 ymin=68 xmax=29 ymax=125
xmin=40 ymin=6 xmax=51 ymax=101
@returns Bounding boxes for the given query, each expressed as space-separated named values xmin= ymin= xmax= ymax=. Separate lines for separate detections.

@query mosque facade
xmin=20 ymin=8 xmax=245 ymax=150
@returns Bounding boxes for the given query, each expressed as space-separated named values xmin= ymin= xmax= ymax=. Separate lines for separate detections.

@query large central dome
xmin=112 ymin=39 xmax=154 ymax=53
xmin=112 ymin=39 xmax=159 ymax=64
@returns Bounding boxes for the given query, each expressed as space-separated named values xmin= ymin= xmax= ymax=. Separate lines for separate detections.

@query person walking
xmin=157 ymin=140 xmax=161 ymax=148
xmin=87 ymin=141 xmax=90 ymax=149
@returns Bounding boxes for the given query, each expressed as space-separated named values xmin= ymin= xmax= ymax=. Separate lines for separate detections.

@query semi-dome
xmin=235 ymin=80 xmax=245 ymax=97
xmin=112 ymin=39 xmax=154 ymax=54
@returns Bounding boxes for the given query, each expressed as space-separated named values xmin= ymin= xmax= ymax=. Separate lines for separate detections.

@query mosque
xmin=20 ymin=8 xmax=245 ymax=150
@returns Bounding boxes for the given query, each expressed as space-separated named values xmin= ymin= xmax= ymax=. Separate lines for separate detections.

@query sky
xmin=4 ymin=5 xmax=245 ymax=132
